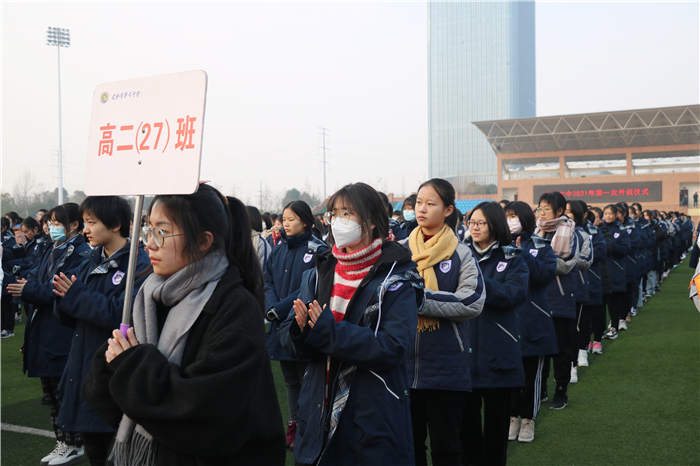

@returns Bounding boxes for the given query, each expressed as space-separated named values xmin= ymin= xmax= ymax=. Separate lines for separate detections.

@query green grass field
xmin=2 ymin=259 xmax=698 ymax=465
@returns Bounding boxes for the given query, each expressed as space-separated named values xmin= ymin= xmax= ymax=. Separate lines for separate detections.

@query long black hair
xmin=566 ymin=200 xmax=585 ymax=227
xmin=283 ymin=200 xmax=314 ymax=233
xmin=146 ymin=185 xmax=265 ymax=310
xmin=326 ymin=183 xmax=389 ymax=247
xmin=504 ymin=201 xmax=536 ymax=233
xmin=247 ymin=205 xmax=263 ymax=233
xmin=616 ymin=201 xmax=630 ymax=223
xmin=416 ymin=178 xmax=459 ymax=231
xmin=470 ymin=201 xmax=512 ymax=245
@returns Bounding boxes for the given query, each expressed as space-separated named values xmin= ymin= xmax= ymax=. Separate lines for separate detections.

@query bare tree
xmin=13 ymin=169 xmax=38 ymax=217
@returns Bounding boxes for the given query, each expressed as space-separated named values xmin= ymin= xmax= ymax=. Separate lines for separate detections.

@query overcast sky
xmin=2 ymin=1 xmax=698 ymax=208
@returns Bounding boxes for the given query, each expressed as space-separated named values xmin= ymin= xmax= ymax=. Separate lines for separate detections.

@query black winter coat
xmin=83 ymin=265 xmax=286 ymax=466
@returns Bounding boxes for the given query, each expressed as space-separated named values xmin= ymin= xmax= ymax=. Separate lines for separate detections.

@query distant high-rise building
xmin=428 ymin=1 xmax=536 ymax=189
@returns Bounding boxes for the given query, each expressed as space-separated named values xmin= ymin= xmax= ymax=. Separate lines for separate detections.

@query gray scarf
xmin=109 ymin=252 xmax=229 ymax=466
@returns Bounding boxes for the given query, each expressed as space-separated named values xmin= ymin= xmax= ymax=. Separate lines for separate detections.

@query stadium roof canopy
xmin=473 ymin=105 xmax=700 ymax=155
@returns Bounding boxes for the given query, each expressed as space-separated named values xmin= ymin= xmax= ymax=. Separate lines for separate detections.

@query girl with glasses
xmin=83 ymin=185 xmax=286 ymax=466
xmin=533 ymin=192 xmax=581 ymax=411
xmin=264 ymin=200 xmax=328 ymax=450
xmin=280 ymin=182 xmax=423 ymax=466
xmin=461 ymin=201 xmax=529 ymax=466
xmin=405 ymin=178 xmax=485 ymax=466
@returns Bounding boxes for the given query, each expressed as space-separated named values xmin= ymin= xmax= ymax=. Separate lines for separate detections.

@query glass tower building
xmin=428 ymin=1 xmax=536 ymax=189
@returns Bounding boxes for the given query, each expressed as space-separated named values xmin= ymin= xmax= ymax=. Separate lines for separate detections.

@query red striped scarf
xmin=330 ymin=238 xmax=383 ymax=322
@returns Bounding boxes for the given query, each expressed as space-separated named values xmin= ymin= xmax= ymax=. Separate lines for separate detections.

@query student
xmin=247 ymin=206 xmax=272 ymax=273
xmin=564 ymin=200 xmax=593 ymax=384
xmin=264 ymin=200 xmax=327 ymax=450
xmin=50 ymin=196 xmax=151 ymax=466
xmin=405 ymin=179 xmax=485 ymax=466
xmin=462 ymin=202 xmax=529 ymax=466
xmin=5 ymin=217 xmax=47 ymax=272
xmin=279 ymin=182 xmax=423 ymax=466
xmin=616 ymin=202 xmax=641 ymax=327
xmin=379 ymin=191 xmax=406 ymax=241
xmin=504 ymin=201 xmax=558 ymax=443
xmin=401 ymin=194 xmax=418 ymax=238
xmin=82 ymin=185 xmax=286 ymax=466
xmin=267 ymin=215 xmax=284 ymax=247
xmin=578 ymin=206 xmax=609 ymax=360
xmin=7 ymin=203 xmax=91 ymax=466
xmin=533 ymin=192 xmax=580 ymax=410
xmin=455 ymin=211 xmax=467 ymax=242
xmin=601 ymin=204 xmax=632 ymax=340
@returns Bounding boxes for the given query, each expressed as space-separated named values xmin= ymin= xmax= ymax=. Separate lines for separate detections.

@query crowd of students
xmin=0 ymin=181 xmax=696 ymax=466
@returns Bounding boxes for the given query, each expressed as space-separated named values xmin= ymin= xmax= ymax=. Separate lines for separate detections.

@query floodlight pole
xmin=47 ymin=27 xmax=70 ymax=205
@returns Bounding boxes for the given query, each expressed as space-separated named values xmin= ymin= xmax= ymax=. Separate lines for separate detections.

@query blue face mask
xmin=50 ymin=225 xmax=67 ymax=242
xmin=403 ymin=210 xmax=416 ymax=222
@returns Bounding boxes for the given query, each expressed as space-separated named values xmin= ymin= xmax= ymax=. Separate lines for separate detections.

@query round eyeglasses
xmin=143 ymin=226 xmax=184 ymax=248
xmin=325 ymin=210 xmax=355 ymax=225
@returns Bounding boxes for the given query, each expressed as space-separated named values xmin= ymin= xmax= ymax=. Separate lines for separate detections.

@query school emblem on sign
xmin=496 ymin=261 xmax=508 ymax=273
xmin=303 ymin=253 xmax=313 ymax=263
xmin=112 ymin=270 xmax=125 ymax=285
xmin=439 ymin=260 xmax=452 ymax=273
xmin=614 ymin=232 xmax=620 ymax=238
xmin=529 ymin=249 xmax=538 ymax=257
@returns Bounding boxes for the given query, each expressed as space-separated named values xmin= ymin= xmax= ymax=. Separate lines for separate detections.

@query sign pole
xmin=120 ymin=194 xmax=145 ymax=337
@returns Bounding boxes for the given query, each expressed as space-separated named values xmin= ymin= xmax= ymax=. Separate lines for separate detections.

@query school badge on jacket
xmin=303 ymin=253 xmax=313 ymax=263
xmin=496 ymin=261 xmax=508 ymax=273
xmin=112 ymin=270 xmax=125 ymax=285
xmin=439 ymin=260 xmax=452 ymax=273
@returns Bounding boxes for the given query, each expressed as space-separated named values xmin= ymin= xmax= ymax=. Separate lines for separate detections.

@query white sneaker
xmin=618 ymin=319 xmax=628 ymax=331
xmin=570 ymin=364 xmax=578 ymax=383
xmin=48 ymin=445 xmax=84 ymax=466
xmin=41 ymin=442 xmax=67 ymax=466
xmin=518 ymin=418 xmax=535 ymax=443
xmin=578 ymin=349 xmax=589 ymax=367
xmin=508 ymin=416 xmax=521 ymax=440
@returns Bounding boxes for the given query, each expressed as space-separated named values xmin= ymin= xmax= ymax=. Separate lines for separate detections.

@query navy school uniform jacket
xmin=4 ymin=233 xmax=48 ymax=273
xmin=585 ymin=222 xmax=607 ymax=306
xmin=467 ymin=240 xmax=529 ymax=389
xmin=601 ymin=221 xmax=632 ymax=293
xmin=511 ymin=233 xmax=559 ymax=358
xmin=279 ymin=241 xmax=423 ymax=466
xmin=20 ymin=235 xmax=91 ymax=377
xmin=390 ymin=217 xmax=406 ymax=242
xmin=404 ymin=241 xmax=485 ymax=392
xmin=400 ymin=220 xmax=418 ymax=240
xmin=541 ymin=225 xmax=580 ymax=320
xmin=622 ymin=219 xmax=641 ymax=283
xmin=264 ymin=231 xmax=328 ymax=361
xmin=54 ymin=244 xmax=150 ymax=433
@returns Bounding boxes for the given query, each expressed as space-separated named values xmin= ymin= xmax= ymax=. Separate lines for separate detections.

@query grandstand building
xmin=473 ymin=105 xmax=700 ymax=221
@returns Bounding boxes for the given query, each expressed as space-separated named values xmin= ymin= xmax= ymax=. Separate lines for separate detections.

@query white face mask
xmin=507 ymin=218 xmax=522 ymax=235
xmin=331 ymin=219 xmax=365 ymax=249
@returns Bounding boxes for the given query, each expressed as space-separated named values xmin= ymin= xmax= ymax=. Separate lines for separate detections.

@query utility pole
xmin=46 ymin=27 xmax=70 ymax=205
xmin=319 ymin=127 xmax=329 ymax=200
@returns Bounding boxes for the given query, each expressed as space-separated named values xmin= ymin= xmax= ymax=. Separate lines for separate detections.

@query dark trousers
xmin=40 ymin=377 xmax=82 ymax=447
xmin=411 ymin=389 xmax=466 ymax=466
xmin=547 ymin=317 xmax=571 ymax=389
xmin=1 ymin=295 xmax=17 ymax=332
xmin=279 ymin=360 xmax=307 ymax=422
xmin=81 ymin=431 xmax=115 ymax=466
xmin=587 ymin=295 xmax=610 ymax=343
xmin=510 ymin=356 xmax=545 ymax=421
xmin=461 ymin=388 xmax=512 ymax=466
xmin=570 ymin=303 xmax=585 ymax=366
xmin=629 ymin=280 xmax=639 ymax=311
xmin=608 ymin=291 xmax=628 ymax=330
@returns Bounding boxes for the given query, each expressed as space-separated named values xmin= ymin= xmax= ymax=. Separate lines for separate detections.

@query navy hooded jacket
xmin=54 ymin=243 xmax=150 ymax=433
xmin=511 ymin=233 xmax=559 ymax=358
xmin=20 ymin=235 xmax=91 ymax=377
xmin=280 ymin=241 xmax=423 ymax=466
xmin=467 ymin=240 xmax=529 ymax=389
xmin=264 ymin=231 xmax=327 ymax=361
xmin=601 ymin=221 xmax=631 ymax=293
